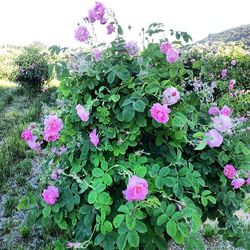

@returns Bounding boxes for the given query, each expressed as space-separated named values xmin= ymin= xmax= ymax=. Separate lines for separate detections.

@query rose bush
xmin=19 ymin=2 xmax=250 ymax=249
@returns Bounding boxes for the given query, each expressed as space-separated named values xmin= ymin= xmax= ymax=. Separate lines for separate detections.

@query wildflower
xmin=89 ymin=129 xmax=99 ymax=147
xmin=107 ymin=23 xmax=115 ymax=34
xmin=76 ymin=104 xmax=90 ymax=122
xmin=160 ymin=42 xmax=172 ymax=54
xmin=21 ymin=128 xmax=34 ymax=141
xmin=150 ymin=103 xmax=171 ymax=124
xmin=212 ymin=115 xmax=232 ymax=133
xmin=231 ymin=178 xmax=245 ymax=189
xmin=220 ymin=105 xmax=232 ymax=116
xmin=231 ymin=59 xmax=237 ymax=66
xmin=123 ymin=175 xmax=148 ymax=202
xmin=162 ymin=87 xmax=180 ymax=106
xmin=208 ymin=107 xmax=220 ymax=116
xmin=124 ymin=41 xmax=140 ymax=56
xmin=43 ymin=115 xmax=63 ymax=142
xmin=74 ymin=26 xmax=89 ymax=42
xmin=42 ymin=186 xmax=59 ymax=205
xmin=206 ymin=129 xmax=223 ymax=148
xmin=166 ymin=48 xmax=179 ymax=64
xmin=221 ymin=69 xmax=227 ymax=79
xmin=224 ymin=164 xmax=237 ymax=179
xmin=93 ymin=48 xmax=103 ymax=62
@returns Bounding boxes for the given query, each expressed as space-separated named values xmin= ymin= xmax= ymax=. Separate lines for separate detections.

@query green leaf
xmin=201 ymin=196 xmax=208 ymax=206
xmin=113 ymin=214 xmax=125 ymax=228
xmin=126 ymin=214 xmax=136 ymax=230
xmin=145 ymin=83 xmax=159 ymax=94
xmin=207 ymin=196 xmax=216 ymax=204
xmin=172 ymin=113 xmax=187 ymax=127
xmin=127 ymin=230 xmax=139 ymax=247
xmin=52 ymin=203 xmax=60 ymax=213
xmin=135 ymin=166 xmax=147 ymax=177
xmin=177 ymin=222 xmax=189 ymax=237
xmin=103 ymin=220 xmax=113 ymax=233
xmin=117 ymin=234 xmax=127 ymax=250
xmin=159 ymin=167 xmax=170 ymax=177
xmin=157 ymin=214 xmax=168 ymax=226
xmin=164 ymin=177 xmax=176 ymax=187
xmin=166 ymin=204 xmax=176 ymax=216
xmin=117 ymin=68 xmax=130 ymax=80
xmin=66 ymin=198 xmax=75 ymax=212
xmin=122 ymin=104 xmax=135 ymax=122
xmin=42 ymin=206 xmax=51 ymax=218
xmin=193 ymin=132 xmax=204 ymax=139
xmin=135 ymin=220 xmax=147 ymax=233
xmin=58 ymin=219 xmax=68 ymax=230
xmin=92 ymin=168 xmax=104 ymax=177
xmin=166 ymin=219 xmax=177 ymax=237
xmin=102 ymin=173 xmax=113 ymax=185
xmin=118 ymin=205 xmax=129 ymax=214
xmin=194 ymin=136 xmax=207 ymax=150
xmin=110 ymin=94 xmax=120 ymax=102
xmin=107 ymin=71 xmax=116 ymax=84
xmin=88 ymin=190 xmax=97 ymax=204
xmin=133 ymin=100 xmax=146 ymax=112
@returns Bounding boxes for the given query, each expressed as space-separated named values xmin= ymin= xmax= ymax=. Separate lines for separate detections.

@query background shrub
xmin=14 ymin=45 xmax=50 ymax=91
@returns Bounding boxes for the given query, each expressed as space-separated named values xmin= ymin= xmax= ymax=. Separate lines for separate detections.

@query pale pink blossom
xmin=150 ymin=103 xmax=171 ymax=124
xmin=26 ymin=137 xmax=42 ymax=152
xmin=231 ymin=60 xmax=237 ymax=66
xmin=89 ymin=129 xmax=99 ymax=147
xmin=160 ymin=42 xmax=172 ymax=54
xmin=76 ymin=104 xmax=89 ymax=122
xmin=162 ymin=87 xmax=180 ymax=106
xmin=66 ymin=242 xmax=81 ymax=249
xmin=220 ymin=106 xmax=232 ymax=116
xmin=212 ymin=115 xmax=232 ymax=133
xmin=221 ymin=69 xmax=227 ymax=79
xmin=206 ymin=129 xmax=223 ymax=148
xmin=21 ymin=128 xmax=33 ymax=141
xmin=107 ymin=23 xmax=115 ymax=34
xmin=43 ymin=115 xmax=63 ymax=142
xmin=228 ymin=79 xmax=236 ymax=91
xmin=42 ymin=185 xmax=59 ymax=205
xmin=223 ymin=164 xmax=237 ymax=179
xmin=124 ymin=41 xmax=140 ymax=56
xmin=93 ymin=48 xmax=103 ymax=62
xmin=208 ymin=107 xmax=220 ymax=116
xmin=123 ymin=175 xmax=148 ymax=202
xmin=231 ymin=178 xmax=245 ymax=189
xmin=246 ymin=177 xmax=250 ymax=185
xmin=74 ymin=26 xmax=89 ymax=42
xmin=166 ymin=48 xmax=179 ymax=64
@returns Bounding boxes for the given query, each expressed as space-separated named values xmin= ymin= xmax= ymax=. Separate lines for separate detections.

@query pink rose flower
xmin=89 ymin=129 xmax=99 ymax=147
xmin=124 ymin=41 xmax=140 ymax=56
xmin=228 ymin=79 xmax=235 ymax=91
xmin=220 ymin=105 xmax=232 ymax=116
xmin=208 ymin=107 xmax=220 ymax=116
xmin=246 ymin=177 xmax=250 ymax=185
xmin=26 ymin=137 xmax=42 ymax=152
xmin=100 ymin=17 xmax=107 ymax=25
xmin=206 ymin=129 xmax=223 ymax=148
xmin=21 ymin=128 xmax=33 ymax=141
xmin=74 ymin=26 xmax=89 ymax=42
xmin=88 ymin=9 xmax=96 ymax=23
xmin=93 ymin=1 xmax=105 ymax=20
xmin=160 ymin=42 xmax=172 ymax=54
xmin=93 ymin=48 xmax=103 ymax=62
xmin=212 ymin=115 xmax=232 ymax=133
xmin=43 ymin=115 xmax=63 ymax=142
xmin=42 ymin=185 xmax=59 ymax=205
xmin=223 ymin=164 xmax=237 ymax=179
xmin=123 ymin=175 xmax=148 ymax=202
xmin=150 ymin=103 xmax=171 ymax=124
xmin=76 ymin=104 xmax=89 ymax=122
xmin=166 ymin=48 xmax=179 ymax=64
xmin=107 ymin=23 xmax=115 ymax=34
xmin=51 ymin=171 xmax=58 ymax=181
xmin=231 ymin=178 xmax=245 ymax=189
xmin=231 ymin=60 xmax=237 ymax=66
xmin=162 ymin=87 xmax=180 ymax=106
xmin=221 ymin=69 xmax=227 ymax=79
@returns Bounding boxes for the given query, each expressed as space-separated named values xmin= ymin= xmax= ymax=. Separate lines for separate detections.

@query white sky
xmin=0 ymin=0 xmax=249 ymax=47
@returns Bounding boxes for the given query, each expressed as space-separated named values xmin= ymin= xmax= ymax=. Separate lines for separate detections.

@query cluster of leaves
xmin=20 ymin=25 xmax=250 ymax=250
xmin=14 ymin=45 xmax=50 ymax=91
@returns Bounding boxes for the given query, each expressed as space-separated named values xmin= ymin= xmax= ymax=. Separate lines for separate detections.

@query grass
xmin=0 ymin=79 xmax=57 ymax=188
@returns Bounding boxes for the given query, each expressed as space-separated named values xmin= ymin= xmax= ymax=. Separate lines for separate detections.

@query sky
xmin=0 ymin=0 xmax=250 ymax=47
